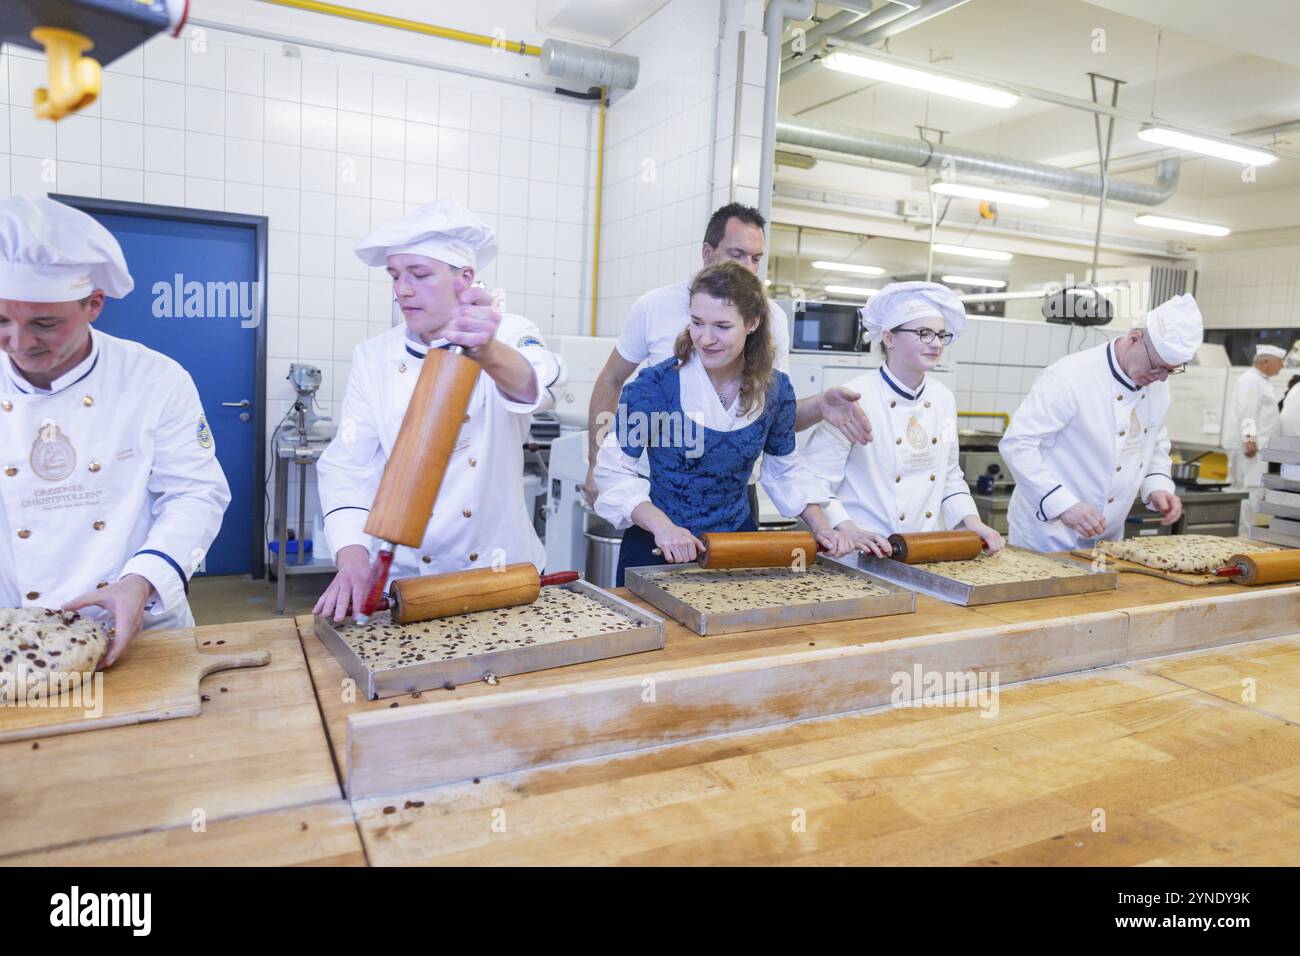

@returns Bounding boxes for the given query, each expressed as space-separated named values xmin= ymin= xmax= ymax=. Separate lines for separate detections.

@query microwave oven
xmin=790 ymin=301 xmax=868 ymax=353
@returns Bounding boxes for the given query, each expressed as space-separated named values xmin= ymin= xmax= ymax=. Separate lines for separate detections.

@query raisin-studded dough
xmin=1097 ymin=535 xmax=1278 ymax=574
xmin=911 ymin=547 xmax=1091 ymax=585
xmin=0 ymin=608 xmax=109 ymax=700
xmin=338 ymin=587 xmax=641 ymax=669
xmin=646 ymin=564 xmax=892 ymax=613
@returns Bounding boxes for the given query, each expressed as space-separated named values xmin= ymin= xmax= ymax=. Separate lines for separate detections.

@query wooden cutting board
xmin=1066 ymin=538 xmax=1269 ymax=586
xmin=0 ymin=627 xmax=270 ymax=744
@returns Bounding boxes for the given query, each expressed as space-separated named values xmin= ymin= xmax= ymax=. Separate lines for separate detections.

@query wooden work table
xmin=3 ymin=569 xmax=1299 ymax=866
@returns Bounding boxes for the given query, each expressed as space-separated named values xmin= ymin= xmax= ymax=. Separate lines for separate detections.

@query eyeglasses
xmin=1141 ymin=333 xmax=1186 ymax=375
xmin=893 ymin=328 xmax=955 ymax=346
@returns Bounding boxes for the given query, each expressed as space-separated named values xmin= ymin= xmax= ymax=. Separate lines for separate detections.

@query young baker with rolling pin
xmin=314 ymin=198 xmax=563 ymax=622
xmin=592 ymin=261 xmax=854 ymax=586
xmin=803 ymin=282 xmax=1005 ymax=558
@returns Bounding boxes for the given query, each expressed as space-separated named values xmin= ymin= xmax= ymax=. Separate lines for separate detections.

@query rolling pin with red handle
xmin=1214 ymin=550 xmax=1300 ymax=586
xmin=372 ymin=563 xmax=580 ymax=624
xmin=886 ymin=531 xmax=984 ymax=564
xmin=357 ymin=346 xmax=481 ymax=618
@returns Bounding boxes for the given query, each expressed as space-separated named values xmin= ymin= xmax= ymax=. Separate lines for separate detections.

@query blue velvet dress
xmin=611 ymin=357 xmax=799 ymax=584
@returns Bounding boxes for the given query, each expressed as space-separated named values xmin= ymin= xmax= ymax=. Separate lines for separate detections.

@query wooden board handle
xmin=698 ymin=531 xmax=818 ymax=570
xmin=888 ymin=531 xmax=983 ymax=564
xmin=364 ymin=349 xmax=479 ymax=547
xmin=388 ymin=563 xmax=542 ymax=624
xmin=1222 ymin=549 xmax=1300 ymax=585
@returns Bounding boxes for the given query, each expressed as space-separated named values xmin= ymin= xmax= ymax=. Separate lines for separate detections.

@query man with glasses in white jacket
xmin=999 ymin=294 xmax=1203 ymax=553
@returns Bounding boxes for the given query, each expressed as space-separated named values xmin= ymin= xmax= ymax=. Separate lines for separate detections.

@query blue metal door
xmin=55 ymin=197 xmax=267 ymax=577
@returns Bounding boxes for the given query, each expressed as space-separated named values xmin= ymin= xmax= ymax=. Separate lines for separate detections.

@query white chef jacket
xmin=616 ymin=280 xmax=791 ymax=373
xmin=1280 ymin=382 xmax=1300 ymax=438
xmin=317 ymin=315 xmax=560 ymax=579
xmin=1000 ymin=340 xmax=1175 ymax=553
xmin=1225 ymin=367 xmax=1280 ymax=491
xmin=0 ymin=328 xmax=231 ymax=628
xmin=804 ymin=365 xmax=977 ymax=536
xmin=592 ymin=355 xmax=824 ymax=528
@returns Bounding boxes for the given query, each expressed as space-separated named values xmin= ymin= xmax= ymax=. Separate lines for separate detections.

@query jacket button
xmin=421 ymin=555 xmax=431 ymax=564
xmin=93 ymin=520 xmax=106 ymax=530
xmin=923 ymin=400 xmax=931 ymax=408
xmin=3 ymin=467 xmax=15 ymax=477
xmin=83 ymin=395 xmax=94 ymax=406
xmin=925 ymin=511 xmax=932 ymax=518
xmin=17 ymin=529 xmax=30 ymax=539
xmin=1115 ymin=465 xmax=1122 ymax=472
xmin=931 ymin=437 xmax=938 ymax=444
xmin=462 ymin=508 xmax=472 ymax=518
xmin=1116 ymin=395 xmax=1123 ymax=402
xmin=1108 ymin=497 xmax=1115 ymax=504
xmin=889 ymin=401 xmax=896 ymax=408
xmin=898 ymin=514 xmax=906 ymax=521
xmin=895 ymin=475 xmax=902 ymax=483
xmin=469 ymin=552 xmax=478 ymax=562
xmin=930 ymin=474 xmax=936 ymax=481
xmin=468 ymin=458 xmax=477 ymax=467
xmin=398 ymin=363 xmax=407 ymax=373
xmin=895 ymin=437 xmax=902 ymax=445
xmin=97 ymin=581 xmax=108 ymax=589
xmin=88 ymin=461 xmax=101 ymax=473
xmin=1118 ymin=430 xmax=1125 ymax=437
xmin=1 ymin=401 xmax=10 ymax=411
xmin=25 ymin=591 xmax=39 ymax=600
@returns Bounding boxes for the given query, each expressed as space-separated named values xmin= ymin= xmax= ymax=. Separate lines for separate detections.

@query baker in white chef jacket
xmin=1225 ymin=344 xmax=1285 ymax=529
xmin=314 ymin=198 xmax=563 ymax=622
xmin=999 ymin=294 xmax=1203 ymax=553
xmin=0 ymin=196 xmax=231 ymax=666
xmin=803 ymin=282 xmax=1004 ymax=556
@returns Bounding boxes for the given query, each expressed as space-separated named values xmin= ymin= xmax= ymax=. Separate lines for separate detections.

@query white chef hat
xmin=355 ymin=197 xmax=497 ymax=272
xmin=1256 ymin=344 xmax=1287 ymax=360
xmin=860 ymin=281 xmax=967 ymax=345
xmin=1143 ymin=293 xmax=1203 ymax=365
xmin=0 ymin=196 xmax=133 ymax=302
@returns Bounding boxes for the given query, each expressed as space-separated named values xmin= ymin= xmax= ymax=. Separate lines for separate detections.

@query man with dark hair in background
xmin=585 ymin=202 xmax=874 ymax=504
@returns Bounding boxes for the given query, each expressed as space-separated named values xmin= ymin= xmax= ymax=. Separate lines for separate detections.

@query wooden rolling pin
xmin=887 ymin=530 xmax=984 ymax=564
xmin=358 ymin=346 xmax=481 ymax=616
xmin=379 ymin=563 xmax=581 ymax=624
xmin=650 ymin=531 xmax=819 ymax=569
xmin=1214 ymin=550 xmax=1300 ymax=586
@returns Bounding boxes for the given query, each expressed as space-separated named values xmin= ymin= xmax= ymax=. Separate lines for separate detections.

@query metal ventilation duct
xmin=540 ymin=39 xmax=639 ymax=90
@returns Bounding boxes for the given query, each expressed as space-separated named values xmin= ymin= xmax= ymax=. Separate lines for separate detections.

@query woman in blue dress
xmin=594 ymin=261 xmax=853 ymax=586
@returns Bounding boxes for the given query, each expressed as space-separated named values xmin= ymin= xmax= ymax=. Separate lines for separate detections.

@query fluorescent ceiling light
xmin=822 ymin=51 xmax=1019 ymax=109
xmin=931 ymin=182 xmax=1050 ymax=208
xmin=811 ymin=260 xmax=886 ymax=276
xmin=825 ymin=285 xmax=880 ymax=297
xmin=958 ymin=290 xmax=1044 ymax=303
xmin=933 ymin=243 xmax=1013 ymax=262
xmin=1133 ymin=214 xmax=1231 ymax=237
xmin=942 ymin=275 xmax=1007 ymax=289
xmin=1138 ymin=124 xmax=1277 ymax=167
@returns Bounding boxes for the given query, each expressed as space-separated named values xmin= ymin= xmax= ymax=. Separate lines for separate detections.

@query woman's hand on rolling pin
xmin=813 ymin=525 xmax=856 ymax=558
xmin=963 ymin=517 xmax=1005 ymax=553
xmin=654 ymin=524 xmax=706 ymax=564
xmin=837 ymin=521 xmax=892 ymax=558
xmin=443 ymin=285 xmax=502 ymax=352
xmin=314 ymin=545 xmax=372 ymax=623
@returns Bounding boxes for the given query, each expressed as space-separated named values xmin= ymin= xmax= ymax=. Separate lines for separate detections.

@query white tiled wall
xmin=948 ymin=317 xmax=1121 ymax=432
xmin=1193 ymin=245 xmax=1300 ymax=329
xmin=1 ymin=27 xmax=598 ymax=554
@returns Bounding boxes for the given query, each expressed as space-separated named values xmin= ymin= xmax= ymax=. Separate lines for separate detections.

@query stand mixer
xmin=284 ymin=363 xmax=333 ymax=443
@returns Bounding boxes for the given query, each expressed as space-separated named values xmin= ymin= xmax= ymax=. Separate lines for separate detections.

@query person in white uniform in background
xmin=314 ymin=198 xmax=563 ymax=622
xmin=0 ymin=196 xmax=230 ymax=666
xmin=585 ymin=202 xmax=874 ymax=504
xmin=1000 ymin=294 xmax=1204 ymax=553
xmin=1226 ymin=344 xmax=1285 ymax=529
xmin=803 ymin=282 xmax=1004 ymax=556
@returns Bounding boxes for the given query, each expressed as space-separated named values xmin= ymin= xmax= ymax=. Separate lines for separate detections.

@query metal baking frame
xmin=856 ymin=547 xmax=1119 ymax=606
xmin=623 ymin=555 xmax=916 ymax=636
xmin=314 ymin=579 xmax=665 ymax=700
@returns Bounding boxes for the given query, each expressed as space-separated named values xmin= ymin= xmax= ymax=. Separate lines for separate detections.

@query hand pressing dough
xmin=646 ymin=564 xmax=892 ymax=614
xmin=911 ymin=548 xmax=1090 ymax=585
xmin=0 ymin=608 xmax=109 ymax=700
xmin=1098 ymin=535 xmax=1278 ymax=574
xmin=338 ymin=587 xmax=641 ymax=669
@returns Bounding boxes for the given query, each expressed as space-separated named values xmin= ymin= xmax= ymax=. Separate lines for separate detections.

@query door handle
xmin=222 ymin=399 xmax=251 ymax=408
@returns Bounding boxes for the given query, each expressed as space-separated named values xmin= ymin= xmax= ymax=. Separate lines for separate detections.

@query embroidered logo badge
xmin=906 ymin=415 xmax=929 ymax=450
xmin=30 ymin=420 xmax=76 ymax=481
xmin=197 ymin=414 xmax=214 ymax=449
xmin=517 ymin=335 xmax=542 ymax=350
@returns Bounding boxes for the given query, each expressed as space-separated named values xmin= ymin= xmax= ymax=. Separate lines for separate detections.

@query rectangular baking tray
xmin=623 ymin=555 xmax=915 ymax=636
xmin=314 ymin=579 xmax=665 ymax=700
xmin=855 ymin=547 xmax=1118 ymax=606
